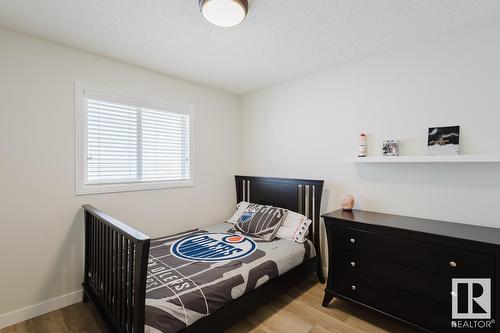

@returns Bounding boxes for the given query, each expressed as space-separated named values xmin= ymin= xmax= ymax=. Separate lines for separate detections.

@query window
xmin=76 ymin=82 xmax=193 ymax=194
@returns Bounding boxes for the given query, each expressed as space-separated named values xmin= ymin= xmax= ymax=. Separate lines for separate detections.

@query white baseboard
xmin=0 ymin=289 xmax=82 ymax=329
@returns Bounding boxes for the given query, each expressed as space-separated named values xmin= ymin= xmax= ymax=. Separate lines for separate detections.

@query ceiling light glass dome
xmin=199 ymin=0 xmax=248 ymax=27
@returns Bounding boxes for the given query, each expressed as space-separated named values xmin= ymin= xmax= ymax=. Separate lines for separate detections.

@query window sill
xmin=75 ymin=179 xmax=194 ymax=195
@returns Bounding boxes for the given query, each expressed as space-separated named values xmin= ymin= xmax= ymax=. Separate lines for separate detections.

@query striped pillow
xmin=235 ymin=204 xmax=287 ymax=241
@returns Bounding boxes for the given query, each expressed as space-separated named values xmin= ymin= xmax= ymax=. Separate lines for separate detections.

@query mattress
xmin=144 ymin=223 xmax=315 ymax=333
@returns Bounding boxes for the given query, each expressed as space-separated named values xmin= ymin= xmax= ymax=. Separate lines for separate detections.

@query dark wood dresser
xmin=322 ymin=209 xmax=500 ymax=333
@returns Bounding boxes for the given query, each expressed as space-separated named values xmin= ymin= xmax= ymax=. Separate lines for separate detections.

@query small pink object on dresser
xmin=341 ymin=194 xmax=355 ymax=211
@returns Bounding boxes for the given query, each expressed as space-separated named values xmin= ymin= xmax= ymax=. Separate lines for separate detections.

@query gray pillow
xmin=235 ymin=203 xmax=287 ymax=241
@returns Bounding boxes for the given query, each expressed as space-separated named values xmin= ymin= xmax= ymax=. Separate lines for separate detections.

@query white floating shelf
xmin=345 ymin=155 xmax=500 ymax=163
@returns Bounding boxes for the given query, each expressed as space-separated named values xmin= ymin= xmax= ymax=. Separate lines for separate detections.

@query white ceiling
xmin=1 ymin=0 xmax=500 ymax=94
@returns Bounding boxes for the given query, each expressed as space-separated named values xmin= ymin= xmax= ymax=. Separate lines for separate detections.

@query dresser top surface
xmin=322 ymin=209 xmax=500 ymax=246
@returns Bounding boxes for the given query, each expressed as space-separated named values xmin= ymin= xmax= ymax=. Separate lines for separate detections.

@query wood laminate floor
xmin=1 ymin=276 xmax=419 ymax=333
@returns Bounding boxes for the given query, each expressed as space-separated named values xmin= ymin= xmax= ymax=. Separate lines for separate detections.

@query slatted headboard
xmin=235 ymin=175 xmax=325 ymax=282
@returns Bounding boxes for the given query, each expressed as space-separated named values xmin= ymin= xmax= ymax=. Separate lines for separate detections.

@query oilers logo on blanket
xmin=171 ymin=233 xmax=257 ymax=262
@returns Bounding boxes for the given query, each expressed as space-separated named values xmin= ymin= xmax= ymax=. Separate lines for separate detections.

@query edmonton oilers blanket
xmin=145 ymin=223 xmax=315 ymax=333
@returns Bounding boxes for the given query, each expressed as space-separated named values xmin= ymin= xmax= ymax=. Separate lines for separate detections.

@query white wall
xmin=240 ymin=19 xmax=500 ymax=255
xmin=0 ymin=29 xmax=240 ymax=316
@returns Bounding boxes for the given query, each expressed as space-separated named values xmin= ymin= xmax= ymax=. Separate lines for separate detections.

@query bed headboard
xmin=235 ymin=175 xmax=324 ymax=261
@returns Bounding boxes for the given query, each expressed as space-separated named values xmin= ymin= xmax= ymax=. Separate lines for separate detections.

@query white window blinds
xmin=87 ymin=99 xmax=139 ymax=184
xmin=76 ymin=84 xmax=192 ymax=194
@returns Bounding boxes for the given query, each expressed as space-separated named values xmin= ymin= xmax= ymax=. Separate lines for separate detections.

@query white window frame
xmin=75 ymin=81 xmax=194 ymax=195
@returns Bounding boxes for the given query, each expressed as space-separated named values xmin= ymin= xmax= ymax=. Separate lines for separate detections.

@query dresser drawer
xmin=333 ymin=250 xmax=451 ymax=305
xmin=332 ymin=226 xmax=495 ymax=277
xmin=333 ymin=275 xmax=496 ymax=333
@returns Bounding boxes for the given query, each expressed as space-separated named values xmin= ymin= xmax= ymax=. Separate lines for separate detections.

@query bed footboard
xmin=82 ymin=205 xmax=151 ymax=333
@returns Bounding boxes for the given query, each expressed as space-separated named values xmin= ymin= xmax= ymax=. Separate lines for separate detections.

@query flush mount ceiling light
xmin=199 ymin=0 xmax=248 ymax=27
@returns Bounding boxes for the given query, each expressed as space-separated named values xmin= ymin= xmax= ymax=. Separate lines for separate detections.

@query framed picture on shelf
xmin=428 ymin=126 xmax=460 ymax=155
xmin=382 ymin=139 xmax=399 ymax=156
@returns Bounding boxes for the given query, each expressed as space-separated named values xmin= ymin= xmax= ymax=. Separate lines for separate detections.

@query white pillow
xmin=276 ymin=211 xmax=311 ymax=243
xmin=226 ymin=201 xmax=250 ymax=224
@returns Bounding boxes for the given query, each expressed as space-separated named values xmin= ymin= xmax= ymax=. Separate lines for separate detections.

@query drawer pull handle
xmin=449 ymin=261 xmax=457 ymax=267
xmin=350 ymin=261 xmax=356 ymax=267
xmin=350 ymin=238 xmax=356 ymax=244
xmin=351 ymin=285 xmax=356 ymax=291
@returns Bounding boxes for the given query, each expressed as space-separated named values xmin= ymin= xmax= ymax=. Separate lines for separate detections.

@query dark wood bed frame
xmin=82 ymin=175 xmax=324 ymax=333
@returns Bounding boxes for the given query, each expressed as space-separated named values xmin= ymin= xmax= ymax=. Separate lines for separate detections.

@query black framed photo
xmin=428 ymin=126 xmax=460 ymax=155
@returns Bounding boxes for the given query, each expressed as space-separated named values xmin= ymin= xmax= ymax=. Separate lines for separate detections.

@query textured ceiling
xmin=1 ymin=0 xmax=500 ymax=94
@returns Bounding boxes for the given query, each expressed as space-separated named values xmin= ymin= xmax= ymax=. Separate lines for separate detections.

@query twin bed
xmin=82 ymin=175 xmax=324 ymax=333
